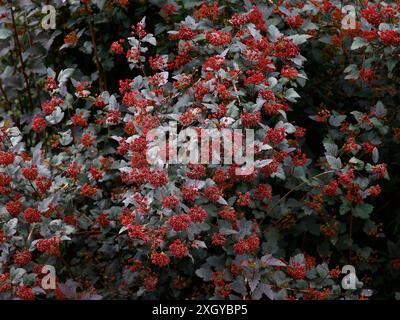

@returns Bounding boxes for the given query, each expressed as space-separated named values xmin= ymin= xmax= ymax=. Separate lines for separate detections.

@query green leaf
xmin=323 ymin=142 xmax=338 ymax=157
xmin=375 ymin=101 xmax=387 ymax=117
xmin=142 ymin=34 xmax=157 ymax=46
xmin=260 ymin=283 xmax=274 ymax=300
xmin=10 ymin=268 xmax=26 ymax=284
xmin=57 ymin=68 xmax=75 ymax=84
xmin=351 ymin=37 xmax=367 ymax=50
xmin=372 ymin=147 xmax=379 ymax=164
xmin=285 ymin=88 xmax=300 ymax=102
xmin=349 ymin=157 xmax=364 ymax=170
xmin=340 ymin=201 xmax=351 ymax=215
xmin=268 ymin=25 xmax=282 ymax=41
xmin=353 ymin=204 xmax=374 ymax=219
xmin=45 ymin=107 xmax=64 ymax=125
xmin=316 ymin=264 xmax=329 ymax=278
xmin=5 ymin=218 xmax=18 ymax=236
xmin=387 ymin=59 xmax=398 ymax=73
xmin=60 ymin=130 xmax=73 ymax=146
xmin=195 ymin=266 xmax=213 ymax=281
xmin=351 ymin=111 xmax=364 ymax=122
xmin=287 ymin=34 xmax=312 ymax=45
xmin=329 ymin=114 xmax=347 ymax=127
xmin=0 ymin=29 xmax=12 ymax=40
xmin=344 ymin=64 xmax=359 ymax=80
xmin=326 ymin=155 xmax=342 ymax=170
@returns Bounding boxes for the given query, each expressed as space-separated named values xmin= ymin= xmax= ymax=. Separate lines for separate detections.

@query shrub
xmin=0 ymin=0 xmax=399 ymax=300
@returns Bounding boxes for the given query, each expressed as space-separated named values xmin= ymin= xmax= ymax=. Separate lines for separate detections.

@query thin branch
xmin=264 ymin=170 xmax=335 ymax=218
xmin=10 ymin=3 xmax=35 ymax=111
xmin=27 ymin=223 xmax=36 ymax=242
xmin=348 ymin=214 xmax=353 ymax=262
xmin=85 ymin=3 xmax=107 ymax=91
xmin=227 ymin=67 xmax=242 ymax=106
xmin=0 ymin=79 xmax=11 ymax=110
xmin=23 ymin=10 xmax=42 ymax=106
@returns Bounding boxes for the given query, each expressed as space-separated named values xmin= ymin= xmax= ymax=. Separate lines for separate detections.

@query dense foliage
xmin=0 ymin=0 xmax=399 ymax=300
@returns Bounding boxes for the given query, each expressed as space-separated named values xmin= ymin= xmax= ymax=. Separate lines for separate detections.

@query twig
xmin=27 ymin=223 xmax=36 ymax=242
xmin=23 ymin=10 xmax=42 ymax=106
xmin=85 ymin=4 xmax=107 ymax=91
xmin=227 ymin=67 xmax=242 ymax=106
xmin=348 ymin=214 xmax=353 ymax=262
xmin=264 ymin=170 xmax=335 ymax=219
xmin=0 ymin=79 xmax=11 ymax=110
xmin=29 ymin=179 xmax=43 ymax=200
xmin=10 ymin=2 xmax=35 ymax=111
